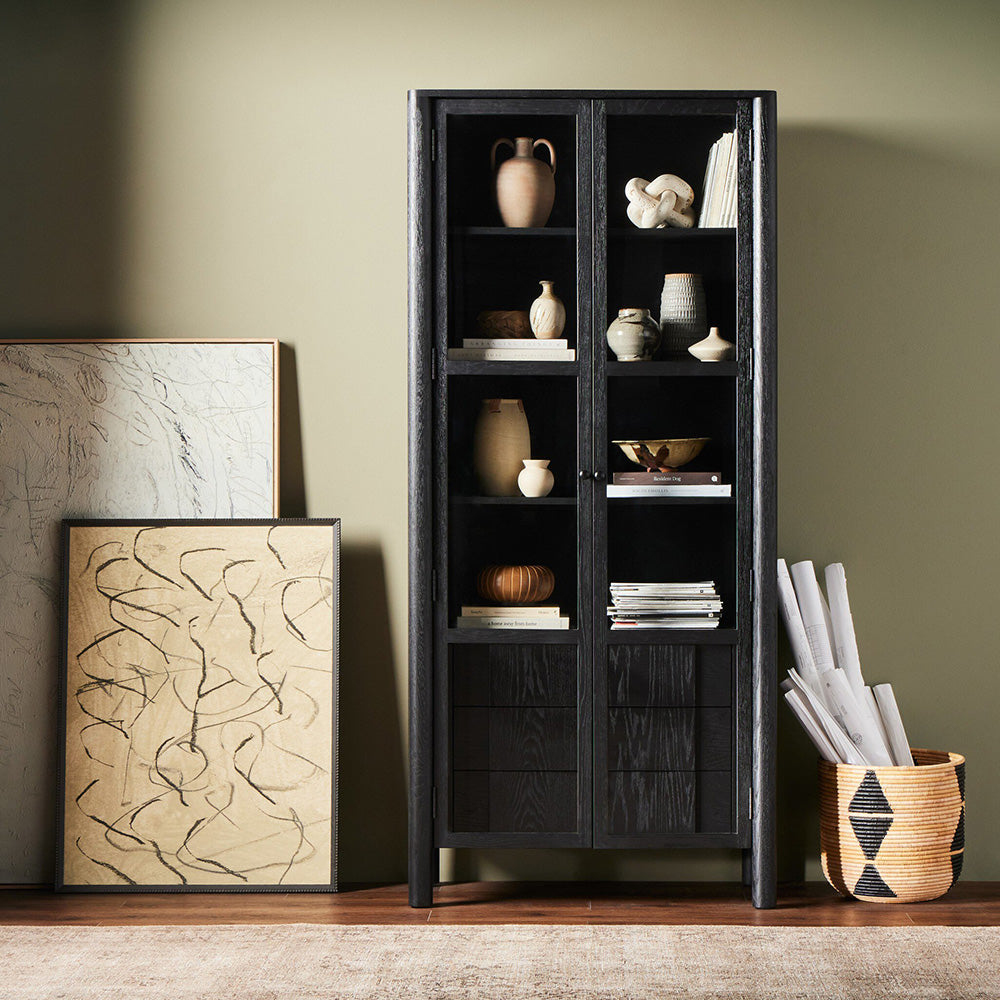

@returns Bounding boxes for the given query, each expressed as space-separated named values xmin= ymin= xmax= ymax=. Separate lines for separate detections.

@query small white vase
xmin=529 ymin=280 xmax=566 ymax=340
xmin=517 ymin=459 xmax=555 ymax=498
xmin=688 ymin=326 xmax=736 ymax=362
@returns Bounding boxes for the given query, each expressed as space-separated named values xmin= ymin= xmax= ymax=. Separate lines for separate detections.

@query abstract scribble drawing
xmin=60 ymin=521 xmax=338 ymax=888
xmin=0 ymin=340 xmax=276 ymax=882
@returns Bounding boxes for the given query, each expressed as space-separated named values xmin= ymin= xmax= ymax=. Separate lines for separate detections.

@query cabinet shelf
xmin=606 ymin=361 xmax=738 ymax=377
xmin=608 ymin=227 xmax=736 ymax=240
xmin=450 ymin=496 xmax=577 ymax=506
xmin=446 ymin=628 xmax=582 ymax=644
xmin=445 ymin=360 xmax=578 ymax=376
xmin=451 ymin=226 xmax=576 ymax=238
xmin=605 ymin=495 xmax=735 ymax=505
xmin=606 ymin=627 xmax=738 ymax=645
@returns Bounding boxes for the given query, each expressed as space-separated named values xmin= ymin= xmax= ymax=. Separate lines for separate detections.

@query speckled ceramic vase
xmin=472 ymin=398 xmax=531 ymax=496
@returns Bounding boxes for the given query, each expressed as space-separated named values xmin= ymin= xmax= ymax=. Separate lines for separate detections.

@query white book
xmin=462 ymin=338 xmax=568 ymax=351
xmin=447 ymin=348 xmax=575 ymax=362
xmin=456 ymin=616 xmax=570 ymax=630
xmin=776 ymin=559 xmax=822 ymax=697
xmin=873 ymin=683 xmax=915 ymax=766
xmin=697 ymin=140 xmax=721 ymax=228
xmin=611 ymin=581 xmax=715 ymax=591
xmin=606 ymin=484 xmax=731 ymax=497
xmin=706 ymin=132 xmax=733 ymax=227
xmin=820 ymin=668 xmax=893 ymax=766
xmin=717 ymin=132 xmax=739 ymax=228
xmin=824 ymin=563 xmax=867 ymax=696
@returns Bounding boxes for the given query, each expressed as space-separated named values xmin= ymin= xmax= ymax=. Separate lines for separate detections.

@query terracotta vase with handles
xmin=491 ymin=137 xmax=556 ymax=228
xmin=473 ymin=398 xmax=531 ymax=496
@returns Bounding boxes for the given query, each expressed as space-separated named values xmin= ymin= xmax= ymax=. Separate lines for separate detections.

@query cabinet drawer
xmin=607 ymin=644 xmax=731 ymax=707
xmin=453 ymin=771 xmax=578 ymax=834
xmin=453 ymin=706 xmax=577 ymax=770
xmin=607 ymin=707 xmax=731 ymax=770
xmin=608 ymin=771 xmax=732 ymax=835
xmin=452 ymin=643 xmax=577 ymax=707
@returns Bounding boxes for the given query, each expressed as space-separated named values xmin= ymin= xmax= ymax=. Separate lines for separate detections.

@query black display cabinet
xmin=408 ymin=90 xmax=777 ymax=908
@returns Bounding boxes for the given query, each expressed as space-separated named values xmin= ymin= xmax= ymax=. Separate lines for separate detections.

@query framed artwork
xmin=57 ymin=519 xmax=339 ymax=891
xmin=0 ymin=339 xmax=278 ymax=883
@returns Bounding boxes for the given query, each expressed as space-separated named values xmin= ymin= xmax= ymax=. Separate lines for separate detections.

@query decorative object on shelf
xmin=0 ymin=338 xmax=278 ymax=885
xmin=614 ymin=437 xmax=710 ymax=472
xmin=472 ymin=398 xmax=531 ymax=496
xmin=529 ymin=280 xmax=566 ymax=340
xmin=490 ymin=137 xmax=556 ymax=228
xmin=625 ymin=174 xmax=696 ymax=229
xmin=517 ymin=459 xmax=555 ymax=498
xmin=456 ymin=604 xmax=568 ymax=629
xmin=659 ymin=273 xmax=708 ymax=354
xmin=819 ymin=750 xmax=965 ymax=903
xmin=605 ymin=308 xmax=661 ymax=361
xmin=476 ymin=310 xmax=532 ymax=340
xmin=698 ymin=132 xmax=738 ymax=228
xmin=477 ymin=564 xmax=555 ymax=605
xmin=688 ymin=326 xmax=736 ymax=362
xmin=57 ymin=519 xmax=340 ymax=891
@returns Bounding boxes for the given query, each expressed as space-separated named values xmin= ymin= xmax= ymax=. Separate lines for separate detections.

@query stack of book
xmin=606 ymin=470 xmax=731 ymax=498
xmin=456 ymin=605 xmax=570 ymax=629
xmin=607 ymin=582 xmax=722 ymax=629
xmin=698 ymin=132 xmax=738 ymax=228
xmin=447 ymin=339 xmax=576 ymax=362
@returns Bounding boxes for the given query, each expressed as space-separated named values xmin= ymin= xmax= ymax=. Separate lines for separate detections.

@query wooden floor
xmin=1 ymin=882 xmax=998 ymax=926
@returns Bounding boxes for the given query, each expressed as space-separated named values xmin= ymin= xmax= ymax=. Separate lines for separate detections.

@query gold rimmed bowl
xmin=613 ymin=437 xmax=710 ymax=472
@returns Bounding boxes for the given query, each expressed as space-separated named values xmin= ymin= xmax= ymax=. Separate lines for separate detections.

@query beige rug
xmin=2 ymin=923 xmax=997 ymax=999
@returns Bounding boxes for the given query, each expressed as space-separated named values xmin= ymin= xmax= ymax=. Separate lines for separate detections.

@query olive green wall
xmin=3 ymin=0 xmax=999 ymax=884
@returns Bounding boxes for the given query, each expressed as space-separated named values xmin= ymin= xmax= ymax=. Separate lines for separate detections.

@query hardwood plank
xmin=607 ymin=708 xmax=695 ymax=770
xmin=489 ymin=644 xmax=577 ymax=707
xmin=5 ymin=882 xmax=999 ymax=926
xmin=608 ymin=771 xmax=695 ymax=835
xmin=489 ymin=771 xmax=577 ymax=833
xmin=607 ymin=645 xmax=695 ymax=707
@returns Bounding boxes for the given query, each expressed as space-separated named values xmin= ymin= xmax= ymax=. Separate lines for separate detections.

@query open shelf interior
xmin=448 ymin=230 xmax=577 ymax=350
xmin=446 ymin=114 xmax=578 ymax=230
xmin=605 ymin=113 xmax=735 ymax=232
xmin=606 ymin=504 xmax=737 ymax=630
xmin=448 ymin=375 xmax=578 ymax=498
xmin=606 ymin=375 xmax=737 ymax=485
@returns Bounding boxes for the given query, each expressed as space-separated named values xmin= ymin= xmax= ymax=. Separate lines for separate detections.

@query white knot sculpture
xmin=625 ymin=174 xmax=696 ymax=229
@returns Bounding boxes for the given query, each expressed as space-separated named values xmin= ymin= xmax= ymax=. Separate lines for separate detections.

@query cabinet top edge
xmin=407 ymin=89 xmax=776 ymax=101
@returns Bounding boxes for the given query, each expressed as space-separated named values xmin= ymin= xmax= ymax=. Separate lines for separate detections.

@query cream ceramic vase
xmin=529 ymin=280 xmax=566 ymax=340
xmin=473 ymin=398 xmax=531 ymax=496
xmin=606 ymin=308 xmax=660 ymax=361
xmin=517 ymin=459 xmax=555 ymax=498
xmin=491 ymin=137 xmax=556 ymax=228
xmin=688 ymin=326 xmax=736 ymax=362
xmin=659 ymin=273 xmax=707 ymax=354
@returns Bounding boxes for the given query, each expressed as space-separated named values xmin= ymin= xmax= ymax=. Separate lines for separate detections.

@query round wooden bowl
xmin=477 ymin=564 xmax=555 ymax=605
xmin=819 ymin=749 xmax=966 ymax=903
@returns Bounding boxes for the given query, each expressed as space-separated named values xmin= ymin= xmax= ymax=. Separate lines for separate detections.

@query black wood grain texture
xmin=607 ymin=708 xmax=731 ymax=771
xmin=490 ymin=771 xmax=578 ymax=833
xmin=750 ymin=92 xmax=778 ymax=910
xmin=451 ymin=643 xmax=577 ymax=707
xmin=607 ymin=645 xmax=695 ymax=706
xmin=608 ymin=771 xmax=695 ymax=835
xmin=452 ymin=707 xmax=577 ymax=771
xmin=407 ymin=91 xmax=435 ymax=908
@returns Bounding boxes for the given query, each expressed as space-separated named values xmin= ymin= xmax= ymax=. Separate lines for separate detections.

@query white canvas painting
xmin=0 ymin=340 xmax=277 ymax=882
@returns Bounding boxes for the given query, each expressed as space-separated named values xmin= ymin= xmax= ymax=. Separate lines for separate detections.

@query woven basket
xmin=819 ymin=749 xmax=965 ymax=903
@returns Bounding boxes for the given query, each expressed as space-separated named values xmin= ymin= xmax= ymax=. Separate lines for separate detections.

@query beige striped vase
xmin=819 ymin=749 xmax=965 ymax=903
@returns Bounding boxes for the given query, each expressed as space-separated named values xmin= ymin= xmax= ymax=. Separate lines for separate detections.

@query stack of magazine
xmin=456 ymin=605 xmax=570 ymax=629
xmin=607 ymin=582 xmax=722 ymax=629
xmin=778 ymin=559 xmax=914 ymax=766
xmin=447 ymin=339 xmax=576 ymax=362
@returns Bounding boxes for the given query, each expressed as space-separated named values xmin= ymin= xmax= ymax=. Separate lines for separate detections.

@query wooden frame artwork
xmin=0 ymin=339 xmax=278 ymax=883
xmin=57 ymin=519 xmax=339 ymax=891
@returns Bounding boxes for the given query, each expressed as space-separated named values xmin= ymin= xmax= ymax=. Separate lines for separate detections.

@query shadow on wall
xmin=774 ymin=125 xmax=1000 ymax=882
xmin=337 ymin=543 xmax=407 ymax=883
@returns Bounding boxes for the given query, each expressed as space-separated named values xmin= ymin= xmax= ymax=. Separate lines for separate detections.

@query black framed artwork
xmin=56 ymin=519 xmax=339 ymax=891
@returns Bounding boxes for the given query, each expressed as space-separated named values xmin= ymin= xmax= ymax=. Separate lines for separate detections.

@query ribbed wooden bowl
xmin=476 ymin=564 xmax=555 ymax=605
xmin=819 ymin=749 xmax=965 ymax=903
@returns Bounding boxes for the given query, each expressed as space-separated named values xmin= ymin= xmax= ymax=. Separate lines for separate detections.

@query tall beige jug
xmin=491 ymin=137 xmax=556 ymax=228
xmin=473 ymin=398 xmax=531 ymax=496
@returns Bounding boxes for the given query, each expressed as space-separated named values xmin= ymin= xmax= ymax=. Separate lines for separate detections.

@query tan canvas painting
xmin=59 ymin=521 xmax=338 ymax=889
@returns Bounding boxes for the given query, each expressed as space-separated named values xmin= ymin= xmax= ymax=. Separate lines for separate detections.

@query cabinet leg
xmin=751 ymin=841 xmax=777 ymax=909
xmin=408 ymin=846 xmax=434 ymax=908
